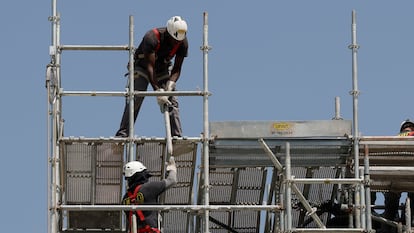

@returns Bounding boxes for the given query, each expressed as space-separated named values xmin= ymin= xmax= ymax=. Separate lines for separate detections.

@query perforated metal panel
xmin=289 ymin=167 xmax=341 ymax=228
xmin=198 ymin=167 xmax=266 ymax=232
xmin=60 ymin=142 xmax=124 ymax=230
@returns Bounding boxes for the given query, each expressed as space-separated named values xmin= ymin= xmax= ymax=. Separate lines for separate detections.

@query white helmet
xmin=123 ymin=161 xmax=147 ymax=178
xmin=400 ymin=119 xmax=414 ymax=133
xmin=166 ymin=16 xmax=187 ymax=41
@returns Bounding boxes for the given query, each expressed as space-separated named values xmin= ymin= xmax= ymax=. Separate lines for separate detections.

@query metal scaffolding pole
xmin=127 ymin=15 xmax=135 ymax=162
xmin=285 ymin=142 xmax=293 ymax=231
xmin=48 ymin=0 xmax=61 ymax=232
xmin=349 ymin=9 xmax=363 ymax=229
xmin=201 ymin=12 xmax=211 ymax=233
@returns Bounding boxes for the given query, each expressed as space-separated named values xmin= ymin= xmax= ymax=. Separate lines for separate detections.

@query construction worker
xmin=115 ymin=16 xmax=188 ymax=137
xmin=377 ymin=119 xmax=414 ymax=233
xmin=122 ymin=157 xmax=177 ymax=233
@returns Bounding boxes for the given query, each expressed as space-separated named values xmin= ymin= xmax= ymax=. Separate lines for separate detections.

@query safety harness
xmin=127 ymin=28 xmax=182 ymax=79
xmin=126 ymin=185 xmax=161 ymax=233
xmin=152 ymin=28 xmax=181 ymax=58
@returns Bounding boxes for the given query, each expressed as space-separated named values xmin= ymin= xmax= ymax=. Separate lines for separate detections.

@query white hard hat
xmin=166 ymin=16 xmax=187 ymax=41
xmin=400 ymin=119 xmax=414 ymax=133
xmin=123 ymin=161 xmax=147 ymax=178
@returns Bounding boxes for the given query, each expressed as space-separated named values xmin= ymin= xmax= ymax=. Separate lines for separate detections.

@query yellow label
xmin=271 ymin=122 xmax=293 ymax=135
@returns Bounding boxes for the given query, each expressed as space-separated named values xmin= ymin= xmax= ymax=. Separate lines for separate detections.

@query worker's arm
xmin=166 ymin=55 xmax=185 ymax=91
xmin=165 ymin=156 xmax=177 ymax=188
xmin=170 ymin=55 xmax=184 ymax=82
xmin=145 ymin=52 xmax=160 ymax=91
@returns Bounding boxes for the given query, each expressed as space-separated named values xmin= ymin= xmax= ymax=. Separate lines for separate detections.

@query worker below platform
xmin=122 ymin=157 xmax=177 ymax=233
xmin=375 ymin=119 xmax=414 ymax=233
xmin=115 ymin=16 xmax=188 ymax=138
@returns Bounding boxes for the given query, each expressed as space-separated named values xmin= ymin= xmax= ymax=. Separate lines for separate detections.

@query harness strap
xmin=152 ymin=28 xmax=161 ymax=52
xmin=127 ymin=185 xmax=160 ymax=233
xmin=138 ymin=226 xmax=161 ymax=233
xmin=152 ymin=28 xmax=181 ymax=57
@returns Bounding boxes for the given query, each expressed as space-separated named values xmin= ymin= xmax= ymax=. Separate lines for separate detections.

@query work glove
xmin=166 ymin=156 xmax=177 ymax=172
xmin=166 ymin=80 xmax=176 ymax=91
xmin=156 ymin=88 xmax=171 ymax=112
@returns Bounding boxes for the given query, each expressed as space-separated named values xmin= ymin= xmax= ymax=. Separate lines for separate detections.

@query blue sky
xmin=2 ymin=1 xmax=414 ymax=232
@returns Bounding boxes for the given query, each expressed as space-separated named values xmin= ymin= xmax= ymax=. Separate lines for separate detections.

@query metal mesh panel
xmin=96 ymin=143 xmax=123 ymax=204
xmin=62 ymin=142 xmax=123 ymax=204
xmin=233 ymin=210 xmax=259 ymax=232
xmin=178 ymin=163 xmax=196 ymax=183
xmin=210 ymin=212 xmax=230 ymax=231
xmin=66 ymin=175 xmax=92 ymax=203
xmin=60 ymin=142 xmax=124 ymax=230
xmin=209 ymin=168 xmax=235 ymax=203
xmin=204 ymin=168 xmax=265 ymax=231
xmin=209 ymin=139 xmax=351 ymax=168
xmin=234 ymin=169 xmax=264 ymax=232
xmin=137 ymin=142 xmax=164 ymax=177
xmin=162 ymin=210 xmax=191 ymax=233
xmin=67 ymin=211 xmax=121 ymax=230
xmin=275 ymin=145 xmax=350 ymax=167
xmin=65 ymin=144 xmax=94 ymax=171
xmin=64 ymin=144 xmax=94 ymax=204
xmin=290 ymin=167 xmax=339 ymax=228
xmin=235 ymin=168 xmax=266 ymax=205
xmin=309 ymin=167 xmax=337 ymax=200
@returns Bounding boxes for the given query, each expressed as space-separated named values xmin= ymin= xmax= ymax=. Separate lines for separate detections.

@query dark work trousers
xmin=378 ymin=191 xmax=414 ymax=233
xmin=383 ymin=192 xmax=414 ymax=220
xmin=115 ymin=72 xmax=183 ymax=137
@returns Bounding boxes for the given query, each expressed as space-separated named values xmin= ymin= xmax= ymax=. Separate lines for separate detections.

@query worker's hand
xmin=166 ymin=156 xmax=177 ymax=172
xmin=156 ymin=88 xmax=171 ymax=111
xmin=166 ymin=80 xmax=176 ymax=91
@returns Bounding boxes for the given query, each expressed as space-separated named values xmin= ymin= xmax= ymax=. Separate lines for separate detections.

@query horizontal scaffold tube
xmin=59 ymin=45 xmax=129 ymax=51
xmin=293 ymin=229 xmax=365 ymax=232
xmin=359 ymin=136 xmax=414 ymax=145
xmin=291 ymin=178 xmax=363 ymax=184
xmin=60 ymin=90 xmax=209 ymax=97
xmin=59 ymin=204 xmax=282 ymax=212
xmin=60 ymin=136 xmax=202 ymax=143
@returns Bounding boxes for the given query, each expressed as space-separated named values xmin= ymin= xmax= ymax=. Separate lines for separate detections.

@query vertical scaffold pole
xmin=201 ymin=12 xmax=211 ymax=233
xmin=349 ymin=9 xmax=364 ymax=229
xmin=285 ymin=142 xmax=292 ymax=231
xmin=49 ymin=1 xmax=60 ymax=233
xmin=127 ymin=15 xmax=135 ymax=162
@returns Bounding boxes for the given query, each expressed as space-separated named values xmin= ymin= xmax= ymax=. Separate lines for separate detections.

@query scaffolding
xmin=47 ymin=3 xmax=414 ymax=233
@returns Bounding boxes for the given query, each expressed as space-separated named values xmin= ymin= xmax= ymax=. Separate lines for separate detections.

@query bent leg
xmin=168 ymin=96 xmax=182 ymax=137
xmin=116 ymin=76 xmax=148 ymax=137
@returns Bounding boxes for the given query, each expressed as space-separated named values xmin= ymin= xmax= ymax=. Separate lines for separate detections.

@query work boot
xmin=115 ymin=130 xmax=128 ymax=138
